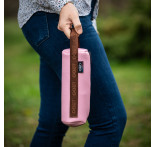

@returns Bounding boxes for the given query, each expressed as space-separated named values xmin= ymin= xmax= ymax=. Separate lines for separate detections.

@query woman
xmin=18 ymin=0 xmax=127 ymax=146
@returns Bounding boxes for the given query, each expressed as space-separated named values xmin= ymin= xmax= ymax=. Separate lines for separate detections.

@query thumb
xmin=72 ymin=17 xmax=83 ymax=35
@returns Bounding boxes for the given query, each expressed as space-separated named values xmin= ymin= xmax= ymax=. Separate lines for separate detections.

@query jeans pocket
xmin=22 ymin=11 xmax=49 ymax=48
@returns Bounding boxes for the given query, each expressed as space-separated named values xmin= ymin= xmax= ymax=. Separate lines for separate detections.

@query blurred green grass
xmin=4 ymin=19 xmax=151 ymax=147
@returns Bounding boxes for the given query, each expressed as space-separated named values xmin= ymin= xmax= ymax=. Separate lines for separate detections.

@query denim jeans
xmin=22 ymin=11 xmax=127 ymax=147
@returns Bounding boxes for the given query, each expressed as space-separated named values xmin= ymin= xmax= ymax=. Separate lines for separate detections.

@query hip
xmin=21 ymin=11 xmax=96 ymax=49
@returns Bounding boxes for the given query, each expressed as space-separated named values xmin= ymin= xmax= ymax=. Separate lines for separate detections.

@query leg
xmin=79 ymin=25 xmax=127 ymax=147
xmin=22 ymin=12 xmax=69 ymax=147
xmin=22 ymin=12 xmax=70 ymax=147
xmin=30 ymin=57 xmax=69 ymax=147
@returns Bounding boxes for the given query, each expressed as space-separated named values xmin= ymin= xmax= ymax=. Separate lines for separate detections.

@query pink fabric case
xmin=61 ymin=47 xmax=91 ymax=127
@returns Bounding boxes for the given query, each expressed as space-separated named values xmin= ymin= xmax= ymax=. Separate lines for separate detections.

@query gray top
xmin=17 ymin=0 xmax=99 ymax=28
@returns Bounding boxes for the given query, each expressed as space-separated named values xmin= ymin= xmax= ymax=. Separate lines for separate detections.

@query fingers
xmin=58 ymin=18 xmax=82 ymax=39
xmin=72 ymin=17 xmax=83 ymax=35
xmin=57 ymin=7 xmax=82 ymax=39
xmin=63 ymin=27 xmax=71 ymax=39
xmin=58 ymin=23 xmax=72 ymax=39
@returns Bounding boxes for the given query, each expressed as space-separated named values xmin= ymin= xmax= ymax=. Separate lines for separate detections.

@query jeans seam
xmin=36 ymin=13 xmax=50 ymax=47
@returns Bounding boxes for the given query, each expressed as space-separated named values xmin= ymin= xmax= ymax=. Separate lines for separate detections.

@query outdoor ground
xmin=4 ymin=19 xmax=151 ymax=147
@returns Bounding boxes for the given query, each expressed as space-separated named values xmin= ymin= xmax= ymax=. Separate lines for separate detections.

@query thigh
xmin=22 ymin=11 xmax=70 ymax=80
xmin=39 ymin=57 xmax=62 ymax=124
xmin=80 ymin=25 xmax=126 ymax=133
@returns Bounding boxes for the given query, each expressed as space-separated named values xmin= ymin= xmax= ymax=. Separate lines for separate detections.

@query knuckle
xmin=74 ymin=23 xmax=82 ymax=29
xmin=59 ymin=25 xmax=63 ymax=30
xmin=57 ymin=25 xmax=61 ymax=30
xmin=58 ymin=23 xmax=65 ymax=30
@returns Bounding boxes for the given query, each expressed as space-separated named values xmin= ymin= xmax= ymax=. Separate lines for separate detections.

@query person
xmin=18 ymin=0 xmax=127 ymax=146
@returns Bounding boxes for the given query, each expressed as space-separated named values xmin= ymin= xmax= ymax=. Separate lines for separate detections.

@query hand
xmin=57 ymin=2 xmax=83 ymax=39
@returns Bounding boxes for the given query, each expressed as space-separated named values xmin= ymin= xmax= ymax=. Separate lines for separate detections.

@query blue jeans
xmin=22 ymin=11 xmax=127 ymax=147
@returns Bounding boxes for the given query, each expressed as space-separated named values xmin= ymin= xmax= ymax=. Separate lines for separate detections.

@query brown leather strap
xmin=70 ymin=28 xmax=79 ymax=117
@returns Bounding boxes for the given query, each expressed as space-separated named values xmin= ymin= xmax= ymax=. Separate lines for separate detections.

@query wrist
xmin=58 ymin=0 xmax=74 ymax=14
xmin=60 ymin=1 xmax=75 ymax=15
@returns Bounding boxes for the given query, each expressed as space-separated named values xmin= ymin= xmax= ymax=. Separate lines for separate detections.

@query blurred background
xmin=4 ymin=0 xmax=151 ymax=147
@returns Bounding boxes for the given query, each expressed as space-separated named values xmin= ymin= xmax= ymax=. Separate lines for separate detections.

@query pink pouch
xmin=61 ymin=29 xmax=91 ymax=127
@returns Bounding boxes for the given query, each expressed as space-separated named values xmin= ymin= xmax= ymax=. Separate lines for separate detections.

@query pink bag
xmin=61 ymin=28 xmax=91 ymax=127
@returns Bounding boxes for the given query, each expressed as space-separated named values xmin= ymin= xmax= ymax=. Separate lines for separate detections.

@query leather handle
xmin=70 ymin=28 xmax=79 ymax=117
xmin=70 ymin=28 xmax=80 ymax=48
